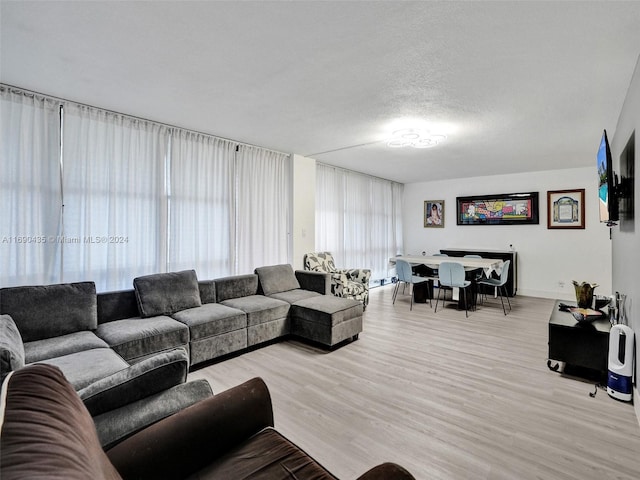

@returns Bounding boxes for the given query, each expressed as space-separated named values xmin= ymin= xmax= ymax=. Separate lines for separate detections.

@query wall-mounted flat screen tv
xmin=597 ymin=129 xmax=618 ymax=225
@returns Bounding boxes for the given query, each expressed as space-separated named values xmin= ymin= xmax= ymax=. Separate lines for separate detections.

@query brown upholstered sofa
xmin=0 ymin=364 xmax=416 ymax=480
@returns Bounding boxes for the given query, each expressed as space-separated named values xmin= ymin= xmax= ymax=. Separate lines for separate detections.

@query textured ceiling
xmin=2 ymin=1 xmax=640 ymax=183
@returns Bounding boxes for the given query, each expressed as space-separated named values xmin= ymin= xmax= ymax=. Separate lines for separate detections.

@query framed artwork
xmin=424 ymin=200 xmax=444 ymax=227
xmin=547 ymin=189 xmax=585 ymax=229
xmin=456 ymin=192 xmax=539 ymax=225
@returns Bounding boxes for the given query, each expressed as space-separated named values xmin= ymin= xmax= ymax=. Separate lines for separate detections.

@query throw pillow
xmin=133 ymin=270 xmax=202 ymax=318
xmin=254 ymin=264 xmax=301 ymax=296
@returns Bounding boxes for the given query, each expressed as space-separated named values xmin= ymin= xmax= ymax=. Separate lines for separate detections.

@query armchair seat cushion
xmin=191 ymin=427 xmax=338 ymax=479
xmin=342 ymin=280 xmax=367 ymax=297
xmin=41 ymin=347 xmax=129 ymax=390
xmin=24 ymin=330 xmax=109 ymax=363
xmin=95 ymin=316 xmax=189 ymax=363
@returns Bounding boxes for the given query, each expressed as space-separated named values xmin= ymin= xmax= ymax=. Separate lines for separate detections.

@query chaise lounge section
xmin=255 ymin=264 xmax=364 ymax=348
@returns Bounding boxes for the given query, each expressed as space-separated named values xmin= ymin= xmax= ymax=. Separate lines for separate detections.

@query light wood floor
xmin=188 ymin=286 xmax=640 ymax=480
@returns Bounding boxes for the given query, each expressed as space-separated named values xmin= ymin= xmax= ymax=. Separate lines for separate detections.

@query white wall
xmin=402 ymin=167 xmax=612 ymax=299
xmin=611 ymin=55 xmax=639 ymax=422
xmin=291 ymin=154 xmax=316 ymax=270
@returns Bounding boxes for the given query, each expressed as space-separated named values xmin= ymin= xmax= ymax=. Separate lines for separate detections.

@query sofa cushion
xmin=0 ymin=314 xmax=24 ymax=380
xmin=292 ymin=296 xmax=363 ymax=326
xmin=95 ymin=316 xmax=189 ymax=363
xmin=221 ymin=295 xmax=290 ymax=327
xmin=24 ymin=331 xmax=109 ymax=363
xmin=172 ymin=303 xmax=247 ymax=340
xmin=268 ymin=289 xmax=321 ymax=304
xmin=133 ymin=270 xmax=202 ymax=318
xmin=97 ymin=289 xmax=139 ymax=324
xmin=198 ymin=280 xmax=217 ymax=304
xmin=78 ymin=348 xmax=189 ymax=417
xmin=41 ymin=348 xmax=129 ymax=390
xmin=255 ymin=264 xmax=301 ymax=296
xmin=0 ymin=281 xmax=97 ymax=342
xmin=0 ymin=365 xmax=123 ymax=480
xmin=215 ymin=274 xmax=259 ymax=302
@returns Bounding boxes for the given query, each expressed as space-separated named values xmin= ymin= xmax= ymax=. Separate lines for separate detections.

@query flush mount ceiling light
xmin=387 ymin=128 xmax=447 ymax=149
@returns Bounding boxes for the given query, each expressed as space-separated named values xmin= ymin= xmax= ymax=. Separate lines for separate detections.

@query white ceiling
xmin=2 ymin=1 xmax=640 ymax=184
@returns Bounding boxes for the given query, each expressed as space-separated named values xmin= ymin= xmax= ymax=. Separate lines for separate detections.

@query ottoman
xmin=290 ymin=295 xmax=363 ymax=348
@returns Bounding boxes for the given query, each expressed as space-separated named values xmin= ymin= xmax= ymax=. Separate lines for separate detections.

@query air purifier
xmin=607 ymin=324 xmax=634 ymax=402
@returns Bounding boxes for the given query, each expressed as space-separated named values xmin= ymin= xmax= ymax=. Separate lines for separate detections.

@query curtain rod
xmin=0 ymin=83 xmax=289 ymax=157
xmin=316 ymin=161 xmax=404 ymax=186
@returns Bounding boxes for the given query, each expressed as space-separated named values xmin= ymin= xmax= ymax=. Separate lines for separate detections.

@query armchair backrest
xmin=0 ymin=364 xmax=123 ymax=480
xmin=304 ymin=252 xmax=338 ymax=273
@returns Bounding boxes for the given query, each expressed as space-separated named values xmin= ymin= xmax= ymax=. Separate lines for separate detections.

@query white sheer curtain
xmin=316 ymin=165 xmax=345 ymax=259
xmin=2 ymin=85 xmax=294 ymax=290
xmin=61 ymin=104 xmax=170 ymax=290
xmin=0 ymin=87 xmax=62 ymax=286
xmin=169 ymin=131 xmax=237 ymax=279
xmin=235 ymin=146 xmax=291 ymax=274
xmin=315 ymin=163 xmax=404 ymax=281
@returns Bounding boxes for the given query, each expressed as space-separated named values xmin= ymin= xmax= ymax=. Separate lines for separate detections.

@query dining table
xmin=389 ymin=255 xmax=505 ymax=308
xmin=389 ymin=255 xmax=504 ymax=277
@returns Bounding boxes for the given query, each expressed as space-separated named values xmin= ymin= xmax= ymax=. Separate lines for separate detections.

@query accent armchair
xmin=0 ymin=364 xmax=416 ymax=480
xmin=303 ymin=252 xmax=371 ymax=309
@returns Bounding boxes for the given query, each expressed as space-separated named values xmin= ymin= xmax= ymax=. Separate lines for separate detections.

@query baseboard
xmin=634 ymin=385 xmax=640 ymax=428
xmin=516 ymin=288 xmax=575 ymax=301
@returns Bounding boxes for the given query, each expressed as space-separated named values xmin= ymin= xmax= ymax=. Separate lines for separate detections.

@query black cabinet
xmin=547 ymin=300 xmax=611 ymax=381
xmin=439 ymin=248 xmax=517 ymax=296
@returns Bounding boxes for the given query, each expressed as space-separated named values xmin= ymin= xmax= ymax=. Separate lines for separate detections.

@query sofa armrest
xmin=78 ymin=347 xmax=188 ymax=416
xmin=295 ymin=270 xmax=331 ymax=295
xmin=95 ymin=378 xmax=213 ymax=449
xmin=356 ymin=462 xmax=416 ymax=480
xmin=107 ymin=377 xmax=273 ymax=480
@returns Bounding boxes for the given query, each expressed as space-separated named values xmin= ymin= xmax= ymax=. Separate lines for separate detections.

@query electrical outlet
xmin=558 ymin=280 xmax=565 ymax=288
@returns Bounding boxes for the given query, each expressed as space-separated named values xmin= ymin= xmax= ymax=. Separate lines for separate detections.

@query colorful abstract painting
xmin=456 ymin=192 xmax=539 ymax=225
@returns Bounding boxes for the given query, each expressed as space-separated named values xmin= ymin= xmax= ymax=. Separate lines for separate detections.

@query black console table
xmin=439 ymin=248 xmax=517 ymax=296
xmin=547 ymin=300 xmax=611 ymax=381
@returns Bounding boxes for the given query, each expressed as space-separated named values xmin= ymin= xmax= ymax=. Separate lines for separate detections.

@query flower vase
xmin=572 ymin=281 xmax=598 ymax=309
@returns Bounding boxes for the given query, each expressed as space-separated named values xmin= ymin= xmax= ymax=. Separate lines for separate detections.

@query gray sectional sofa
xmin=0 ymin=281 xmax=212 ymax=449
xmin=0 ymin=263 xmax=364 ymax=448
xmin=94 ymin=264 xmax=363 ymax=367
